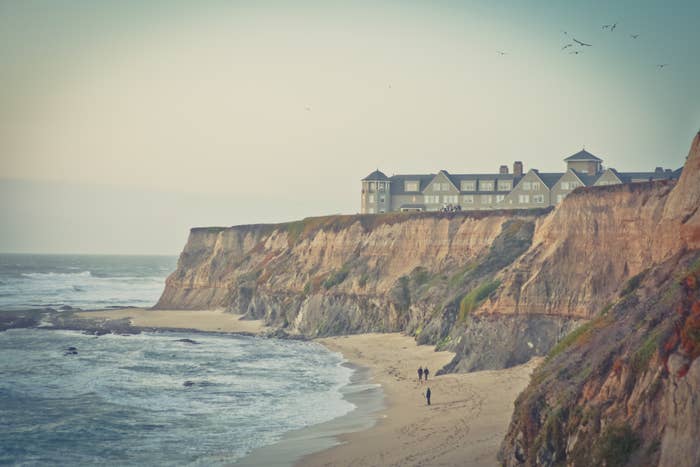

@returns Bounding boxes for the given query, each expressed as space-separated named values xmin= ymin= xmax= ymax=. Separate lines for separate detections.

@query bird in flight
xmin=630 ymin=34 xmax=640 ymax=39
xmin=497 ymin=50 xmax=507 ymax=55
xmin=656 ymin=64 xmax=669 ymax=69
xmin=569 ymin=50 xmax=582 ymax=55
xmin=573 ymin=38 xmax=592 ymax=47
xmin=305 ymin=106 xmax=312 ymax=111
xmin=561 ymin=43 xmax=573 ymax=50
xmin=603 ymin=22 xmax=619 ymax=31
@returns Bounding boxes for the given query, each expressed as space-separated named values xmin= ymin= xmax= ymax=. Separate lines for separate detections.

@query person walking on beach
xmin=425 ymin=387 xmax=431 ymax=406
xmin=424 ymin=367 xmax=429 ymax=381
xmin=418 ymin=366 xmax=423 ymax=382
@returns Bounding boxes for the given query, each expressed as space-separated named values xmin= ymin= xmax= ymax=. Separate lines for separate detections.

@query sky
xmin=1 ymin=0 xmax=699 ymax=254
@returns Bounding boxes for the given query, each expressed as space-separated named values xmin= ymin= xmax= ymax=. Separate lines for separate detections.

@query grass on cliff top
xmin=277 ymin=209 xmax=550 ymax=247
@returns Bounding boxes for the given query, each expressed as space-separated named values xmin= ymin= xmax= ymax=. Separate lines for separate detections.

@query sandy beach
xmin=73 ymin=311 xmax=538 ymax=466
xmin=75 ymin=308 xmax=269 ymax=334
xmin=303 ymin=333 xmax=540 ymax=467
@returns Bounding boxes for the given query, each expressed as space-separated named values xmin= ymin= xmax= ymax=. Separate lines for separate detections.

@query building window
xmin=461 ymin=181 xmax=476 ymax=191
xmin=481 ymin=195 xmax=493 ymax=204
xmin=443 ymin=195 xmax=458 ymax=203
xmin=378 ymin=183 xmax=385 ymax=192
xmin=533 ymin=194 xmax=545 ymax=204
xmin=463 ymin=195 xmax=474 ymax=204
xmin=368 ymin=182 xmax=375 ymax=191
xmin=561 ymin=181 xmax=570 ymax=190
xmin=522 ymin=182 xmax=532 ymax=191
xmin=368 ymin=194 xmax=375 ymax=203
xmin=425 ymin=195 xmax=439 ymax=204
xmin=379 ymin=196 xmax=385 ymax=203
xmin=556 ymin=194 xmax=565 ymax=203
xmin=498 ymin=180 xmax=512 ymax=191
xmin=531 ymin=182 xmax=541 ymax=191
xmin=570 ymin=181 xmax=580 ymax=189
xmin=368 ymin=207 xmax=375 ymax=214
xmin=479 ymin=181 xmax=494 ymax=191
xmin=496 ymin=195 xmax=505 ymax=203
xmin=432 ymin=184 xmax=441 ymax=192
xmin=405 ymin=181 xmax=419 ymax=192
xmin=518 ymin=194 xmax=530 ymax=204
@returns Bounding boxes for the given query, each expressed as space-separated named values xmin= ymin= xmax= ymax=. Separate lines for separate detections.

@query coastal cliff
xmin=157 ymin=134 xmax=698 ymax=376
xmin=498 ymin=132 xmax=700 ymax=466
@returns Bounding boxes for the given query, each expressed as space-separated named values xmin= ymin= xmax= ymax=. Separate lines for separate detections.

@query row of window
xmin=517 ymin=194 xmax=546 ymax=204
xmin=403 ymin=180 xmax=514 ymax=192
xmin=365 ymin=181 xmax=389 ymax=192
xmin=560 ymin=181 xmax=581 ymax=190
xmin=426 ymin=195 xmax=507 ymax=204
xmin=366 ymin=195 xmax=386 ymax=203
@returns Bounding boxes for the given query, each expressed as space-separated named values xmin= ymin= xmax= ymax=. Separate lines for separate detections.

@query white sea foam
xmin=0 ymin=329 xmax=356 ymax=466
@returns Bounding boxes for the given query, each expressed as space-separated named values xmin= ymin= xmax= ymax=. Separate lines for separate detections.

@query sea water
xmin=0 ymin=254 xmax=178 ymax=311
xmin=0 ymin=255 xmax=357 ymax=465
xmin=0 ymin=329 xmax=354 ymax=465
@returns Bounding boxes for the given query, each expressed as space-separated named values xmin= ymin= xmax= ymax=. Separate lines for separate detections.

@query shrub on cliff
xmin=458 ymin=280 xmax=500 ymax=321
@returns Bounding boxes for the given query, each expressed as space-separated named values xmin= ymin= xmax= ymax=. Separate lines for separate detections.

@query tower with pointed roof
xmin=361 ymin=170 xmax=391 ymax=214
xmin=564 ymin=149 xmax=603 ymax=175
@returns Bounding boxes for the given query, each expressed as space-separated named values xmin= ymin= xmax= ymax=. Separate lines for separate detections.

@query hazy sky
xmin=2 ymin=0 xmax=699 ymax=254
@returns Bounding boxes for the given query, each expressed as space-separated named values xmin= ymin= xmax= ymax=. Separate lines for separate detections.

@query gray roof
xmin=389 ymin=174 xmax=435 ymax=195
xmin=571 ymin=169 xmax=601 ymax=186
xmin=362 ymin=170 xmax=389 ymax=181
xmin=564 ymin=149 xmax=602 ymax=162
xmin=532 ymin=172 xmax=565 ymax=189
xmin=614 ymin=171 xmax=676 ymax=183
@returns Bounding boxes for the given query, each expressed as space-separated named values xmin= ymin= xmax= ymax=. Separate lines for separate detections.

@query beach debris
xmin=64 ymin=346 xmax=78 ymax=356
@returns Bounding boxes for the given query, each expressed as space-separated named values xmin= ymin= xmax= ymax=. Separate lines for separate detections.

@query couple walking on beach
xmin=417 ymin=366 xmax=430 ymax=383
xmin=418 ymin=366 xmax=431 ymax=406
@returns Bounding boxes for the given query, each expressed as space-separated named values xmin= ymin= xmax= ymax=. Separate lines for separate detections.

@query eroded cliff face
xmin=157 ymin=211 xmax=548 ymax=342
xmin=498 ymin=131 xmax=700 ymax=467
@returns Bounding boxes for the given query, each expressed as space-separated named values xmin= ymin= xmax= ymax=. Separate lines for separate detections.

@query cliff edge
xmin=498 ymin=131 xmax=700 ymax=467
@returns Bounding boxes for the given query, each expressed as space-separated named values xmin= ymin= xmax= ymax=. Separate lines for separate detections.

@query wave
xmin=21 ymin=271 xmax=93 ymax=279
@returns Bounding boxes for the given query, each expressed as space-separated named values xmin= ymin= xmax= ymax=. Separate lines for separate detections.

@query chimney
xmin=499 ymin=165 xmax=509 ymax=174
xmin=513 ymin=161 xmax=523 ymax=177
xmin=655 ymin=166 xmax=664 ymax=173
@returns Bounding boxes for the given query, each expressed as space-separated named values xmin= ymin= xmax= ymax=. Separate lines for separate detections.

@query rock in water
xmin=176 ymin=338 xmax=199 ymax=345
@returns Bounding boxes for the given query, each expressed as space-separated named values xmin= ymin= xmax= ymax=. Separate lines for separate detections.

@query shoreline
xmin=235 ymin=361 xmax=384 ymax=466
xmin=13 ymin=308 xmax=540 ymax=466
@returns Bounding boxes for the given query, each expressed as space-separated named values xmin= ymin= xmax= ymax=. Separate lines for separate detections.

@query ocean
xmin=0 ymin=254 xmax=178 ymax=311
xmin=0 ymin=255 xmax=365 ymax=465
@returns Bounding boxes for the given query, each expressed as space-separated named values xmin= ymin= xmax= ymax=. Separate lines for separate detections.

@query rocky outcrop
xmin=498 ymin=131 xmax=700 ymax=466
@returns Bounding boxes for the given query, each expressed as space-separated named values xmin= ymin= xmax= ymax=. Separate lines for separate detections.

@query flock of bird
xmin=498 ymin=21 xmax=670 ymax=70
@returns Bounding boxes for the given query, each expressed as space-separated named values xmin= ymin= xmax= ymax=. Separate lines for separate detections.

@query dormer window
xmin=404 ymin=181 xmax=419 ymax=192
xmin=479 ymin=181 xmax=494 ymax=191
xmin=498 ymin=180 xmax=512 ymax=191
xmin=461 ymin=181 xmax=476 ymax=191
